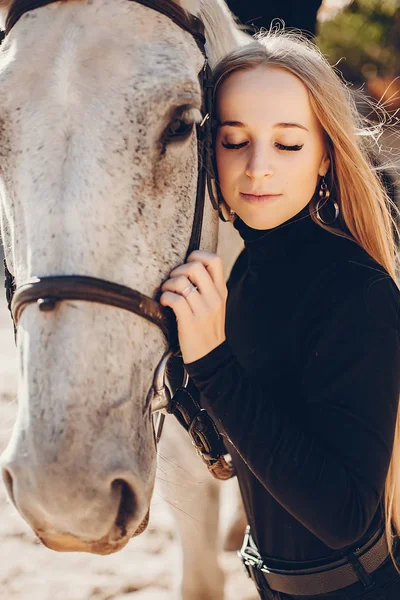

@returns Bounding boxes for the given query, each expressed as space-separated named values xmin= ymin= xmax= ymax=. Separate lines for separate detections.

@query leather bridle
xmin=2 ymin=0 xmax=235 ymax=480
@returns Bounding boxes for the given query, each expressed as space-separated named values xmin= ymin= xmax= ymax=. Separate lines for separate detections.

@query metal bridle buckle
xmin=188 ymin=409 xmax=215 ymax=460
xmin=238 ymin=526 xmax=270 ymax=579
xmin=150 ymin=351 xmax=189 ymax=443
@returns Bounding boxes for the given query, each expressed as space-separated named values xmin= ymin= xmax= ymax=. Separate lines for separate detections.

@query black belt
xmin=238 ymin=525 xmax=389 ymax=596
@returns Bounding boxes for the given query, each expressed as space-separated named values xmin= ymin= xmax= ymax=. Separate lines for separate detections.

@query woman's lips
xmin=240 ymin=193 xmax=282 ymax=204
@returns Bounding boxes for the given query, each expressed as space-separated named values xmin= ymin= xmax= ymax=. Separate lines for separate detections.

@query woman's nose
xmin=245 ymin=145 xmax=274 ymax=179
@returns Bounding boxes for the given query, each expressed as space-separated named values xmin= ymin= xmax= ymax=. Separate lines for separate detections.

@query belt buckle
xmin=238 ymin=526 xmax=266 ymax=579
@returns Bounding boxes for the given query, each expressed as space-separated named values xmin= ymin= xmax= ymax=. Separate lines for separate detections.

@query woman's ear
xmin=318 ymin=153 xmax=331 ymax=177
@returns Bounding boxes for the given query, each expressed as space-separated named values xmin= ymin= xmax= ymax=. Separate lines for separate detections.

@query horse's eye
xmin=165 ymin=118 xmax=194 ymax=142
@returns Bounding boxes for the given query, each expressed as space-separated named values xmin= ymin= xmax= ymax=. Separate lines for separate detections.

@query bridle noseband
xmin=2 ymin=0 xmax=235 ymax=480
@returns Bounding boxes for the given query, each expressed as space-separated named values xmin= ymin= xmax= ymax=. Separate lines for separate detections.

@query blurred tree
xmin=317 ymin=1 xmax=399 ymax=207
xmin=317 ymin=0 xmax=400 ymax=106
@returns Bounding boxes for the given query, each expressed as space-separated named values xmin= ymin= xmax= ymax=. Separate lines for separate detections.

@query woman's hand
xmin=160 ymin=250 xmax=227 ymax=364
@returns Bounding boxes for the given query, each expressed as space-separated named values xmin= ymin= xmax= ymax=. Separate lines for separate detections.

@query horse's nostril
xmin=113 ymin=479 xmax=137 ymax=537
xmin=2 ymin=468 xmax=16 ymax=506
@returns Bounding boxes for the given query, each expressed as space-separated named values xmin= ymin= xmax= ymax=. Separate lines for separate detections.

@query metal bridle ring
xmin=150 ymin=351 xmax=189 ymax=414
xmin=150 ymin=351 xmax=189 ymax=444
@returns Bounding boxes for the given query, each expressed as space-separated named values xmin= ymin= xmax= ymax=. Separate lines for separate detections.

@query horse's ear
xmin=172 ymin=0 xmax=249 ymax=66
xmin=0 ymin=0 xmax=12 ymax=31
xmin=198 ymin=0 xmax=250 ymax=66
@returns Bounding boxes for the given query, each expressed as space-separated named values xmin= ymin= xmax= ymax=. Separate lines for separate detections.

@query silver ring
xmin=181 ymin=283 xmax=198 ymax=298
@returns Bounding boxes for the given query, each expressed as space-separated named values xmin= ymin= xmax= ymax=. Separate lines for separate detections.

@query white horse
xmin=0 ymin=0 xmax=247 ymax=597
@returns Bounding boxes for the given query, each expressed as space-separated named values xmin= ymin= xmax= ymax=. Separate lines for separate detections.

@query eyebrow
xmin=219 ymin=120 xmax=309 ymax=132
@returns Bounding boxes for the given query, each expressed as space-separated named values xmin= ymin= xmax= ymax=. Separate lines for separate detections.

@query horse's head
xmin=0 ymin=0 xmax=246 ymax=554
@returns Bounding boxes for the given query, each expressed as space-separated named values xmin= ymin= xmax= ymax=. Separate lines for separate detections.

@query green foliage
xmin=317 ymin=0 xmax=400 ymax=82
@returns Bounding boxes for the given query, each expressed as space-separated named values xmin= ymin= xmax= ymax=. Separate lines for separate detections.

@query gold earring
xmin=319 ymin=176 xmax=330 ymax=201
xmin=315 ymin=176 xmax=339 ymax=225
xmin=218 ymin=197 xmax=235 ymax=223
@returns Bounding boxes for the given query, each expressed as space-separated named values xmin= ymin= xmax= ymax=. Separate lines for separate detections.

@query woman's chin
xmin=237 ymin=201 xmax=309 ymax=231
xmin=238 ymin=210 xmax=286 ymax=231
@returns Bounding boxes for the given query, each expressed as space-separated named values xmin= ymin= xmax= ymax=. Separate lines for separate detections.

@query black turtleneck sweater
xmin=185 ymin=206 xmax=400 ymax=564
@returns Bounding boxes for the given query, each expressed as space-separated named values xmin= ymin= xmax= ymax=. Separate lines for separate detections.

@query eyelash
xmin=221 ymin=142 xmax=304 ymax=151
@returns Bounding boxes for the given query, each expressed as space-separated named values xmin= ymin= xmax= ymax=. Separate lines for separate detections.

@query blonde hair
xmin=213 ymin=30 xmax=400 ymax=569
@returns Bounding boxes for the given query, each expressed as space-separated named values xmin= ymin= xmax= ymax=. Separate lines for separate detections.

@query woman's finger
xmin=159 ymin=290 xmax=195 ymax=319
xmin=160 ymin=276 xmax=202 ymax=313
xmin=186 ymin=251 xmax=227 ymax=299
xmin=168 ymin=261 xmax=219 ymax=303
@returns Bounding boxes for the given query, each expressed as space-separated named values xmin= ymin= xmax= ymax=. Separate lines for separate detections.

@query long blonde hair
xmin=213 ymin=30 xmax=400 ymax=569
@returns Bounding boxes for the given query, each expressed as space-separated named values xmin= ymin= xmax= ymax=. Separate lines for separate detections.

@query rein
xmin=2 ymin=0 xmax=235 ymax=480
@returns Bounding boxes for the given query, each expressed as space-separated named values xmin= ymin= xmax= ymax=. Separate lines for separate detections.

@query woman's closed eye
xmin=221 ymin=141 xmax=304 ymax=151
xmin=275 ymin=143 xmax=304 ymax=152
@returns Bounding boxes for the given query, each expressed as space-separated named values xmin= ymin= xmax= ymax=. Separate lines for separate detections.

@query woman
xmin=160 ymin=32 xmax=400 ymax=600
